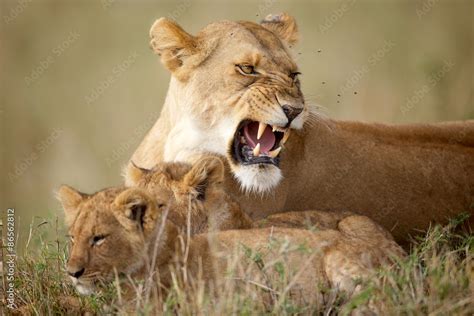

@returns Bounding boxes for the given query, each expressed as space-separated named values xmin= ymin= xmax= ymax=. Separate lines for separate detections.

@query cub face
xmin=57 ymin=186 xmax=163 ymax=295
xmin=126 ymin=157 xmax=244 ymax=232
xmin=58 ymin=157 xmax=232 ymax=295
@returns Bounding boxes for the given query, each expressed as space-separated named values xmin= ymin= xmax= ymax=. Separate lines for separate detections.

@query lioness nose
xmin=282 ymin=105 xmax=303 ymax=123
xmin=68 ymin=267 xmax=85 ymax=278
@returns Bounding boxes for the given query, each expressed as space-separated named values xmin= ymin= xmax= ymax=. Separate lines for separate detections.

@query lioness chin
xmin=128 ymin=13 xmax=474 ymax=243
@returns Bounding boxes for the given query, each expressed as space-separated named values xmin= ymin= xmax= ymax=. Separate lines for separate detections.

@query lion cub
xmin=58 ymin=158 xmax=404 ymax=306
xmin=125 ymin=157 xmax=253 ymax=234
xmin=126 ymin=157 xmax=355 ymax=232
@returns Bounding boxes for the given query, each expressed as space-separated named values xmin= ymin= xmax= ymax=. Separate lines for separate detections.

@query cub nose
xmin=282 ymin=105 xmax=303 ymax=123
xmin=68 ymin=267 xmax=85 ymax=278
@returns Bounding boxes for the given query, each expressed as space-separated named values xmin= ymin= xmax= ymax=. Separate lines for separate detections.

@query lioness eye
xmin=67 ymin=235 xmax=74 ymax=243
xmin=236 ymin=64 xmax=257 ymax=75
xmin=92 ymin=235 xmax=106 ymax=246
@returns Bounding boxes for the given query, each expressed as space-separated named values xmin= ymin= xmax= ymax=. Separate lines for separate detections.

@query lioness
xmin=127 ymin=13 xmax=474 ymax=243
xmin=58 ymin=178 xmax=403 ymax=311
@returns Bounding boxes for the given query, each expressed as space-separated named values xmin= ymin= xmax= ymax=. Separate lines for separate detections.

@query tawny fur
xmin=127 ymin=14 xmax=474 ymax=243
xmin=127 ymin=157 xmax=355 ymax=232
xmin=58 ymin=160 xmax=405 ymax=306
xmin=126 ymin=157 xmax=253 ymax=234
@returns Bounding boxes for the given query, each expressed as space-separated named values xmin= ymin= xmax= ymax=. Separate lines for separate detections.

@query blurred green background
xmin=1 ymin=0 xmax=473 ymax=249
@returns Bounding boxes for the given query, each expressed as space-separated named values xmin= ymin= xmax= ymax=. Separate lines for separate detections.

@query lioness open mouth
xmin=232 ymin=120 xmax=290 ymax=166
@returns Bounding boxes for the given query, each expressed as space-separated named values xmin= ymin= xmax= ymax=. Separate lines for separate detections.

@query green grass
xmin=1 ymin=217 xmax=473 ymax=315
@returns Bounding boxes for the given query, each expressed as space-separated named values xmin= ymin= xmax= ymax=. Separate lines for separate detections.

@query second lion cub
xmin=126 ymin=157 xmax=367 ymax=232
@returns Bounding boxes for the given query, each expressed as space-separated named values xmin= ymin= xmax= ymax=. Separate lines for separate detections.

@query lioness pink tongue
xmin=243 ymin=122 xmax=276 ymax=154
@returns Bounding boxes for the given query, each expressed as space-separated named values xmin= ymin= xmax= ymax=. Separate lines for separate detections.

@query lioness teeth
xmin=268 ymin=146 xmax=282 ymax=158
xmin=257 ymin=122 xmax=267 ymax=140
xmin=282 ymin=130 xmax=290 ymax=144
xmin=253 ymin=143 xmax=261 ymax=156
xmin=272 ymin=125 xmax=287 ymax=133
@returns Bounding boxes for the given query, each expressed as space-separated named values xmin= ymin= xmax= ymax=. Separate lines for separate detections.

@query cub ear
xmin=56 ymin=185 xmax=87 ymax=227
xmin=114 ymin=188 xmax=160 ymax=234
xmin=149 ymin=17 xmax=199 ymax=80
xmin=260 ymin=13 xmax=298 ymax=45
xmin=124 ymin=161 xmax=152 ymax=187
xmin=182 ymin=157 xmax=225 ymax=200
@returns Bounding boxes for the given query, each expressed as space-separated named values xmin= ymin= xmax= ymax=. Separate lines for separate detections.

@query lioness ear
xmin=56 ymin=185 xmax=87 ymax=227
xmin=114 ymin=188 xmax=159 ymax=234
xmin=124 ymin=161 xmax=151 ymax=187
xmin=182 ymin=157 xmax=225 ymax=200
xmin=261 ymin=13 xmax=298 ymax=45
xmin=149 ymin=17 xmax=199 ymax=80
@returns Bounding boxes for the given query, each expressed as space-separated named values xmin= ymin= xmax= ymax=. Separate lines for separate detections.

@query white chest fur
xmin=163 ymin=114 xmax=235 ymax=163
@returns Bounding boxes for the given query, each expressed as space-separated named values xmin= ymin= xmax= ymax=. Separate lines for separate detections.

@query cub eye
xmin=92 ymin=235 xmax=106 ymax=246
xmin=236 ymin=64 xmax=257 ymax=75
xmin=155 ymin=199 xmax=167 ymax=209
xmin=289 ymin=72 xmax=301 ymax=82
xmin=67 ymin=235 xmax=74 ymax=244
